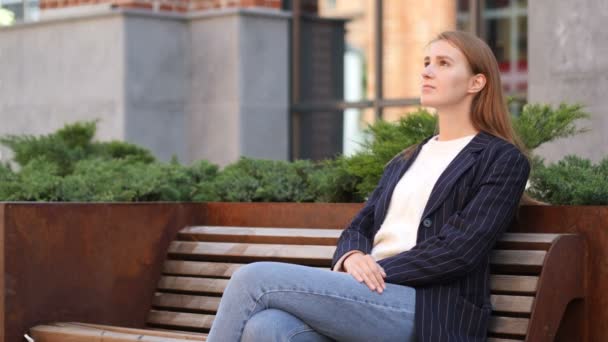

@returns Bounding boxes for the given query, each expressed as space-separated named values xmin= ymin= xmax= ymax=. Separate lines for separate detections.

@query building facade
xmin=0 ymin=0 xmax=605 ymax=165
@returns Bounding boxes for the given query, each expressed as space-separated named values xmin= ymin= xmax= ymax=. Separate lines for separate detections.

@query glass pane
xmin=343 ymin=107 xmax=374 ymax=156
xmin=485 ymin=17 xmax=511 ymax=65
xmin=318 ymin=0 xmax=372 ymax=102
xmin=457 ymin=0 xmax=471 ymax=32
xmin=458 ymin=0 xmax=469 ymax=11
xmin=0 ymin=6 xmax=17 ymax=26
xmin=457 ymin=17 xmax=471 ymax=32
xmin=485 ymin=0 xmax=510 ymax=9
xmin=25 ymin=0 xmax=40 ymax=21
xmin=515 ymin=16 xmax=527 ymax=94
xmin=2 ymin=2 xmax=23 ymax=22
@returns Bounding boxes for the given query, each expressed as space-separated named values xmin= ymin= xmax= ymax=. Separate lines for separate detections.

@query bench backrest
xmin=146 ymin=226 xmax=585 ymax=342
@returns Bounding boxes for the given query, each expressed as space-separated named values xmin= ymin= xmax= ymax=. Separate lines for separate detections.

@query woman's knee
xmin=241 ymin=309 xmax=295 ymax=342
xmin=242 ymin=309 xmax=331 ymax=342
xmin=230 ymin=261 xmax=282 ymax=288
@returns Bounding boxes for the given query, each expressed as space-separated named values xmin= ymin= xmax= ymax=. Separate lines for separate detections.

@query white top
xmin=370 ymin=133 xmax=476 ymax=260
xmin=333 ymin=133 xmax=477 ymax=271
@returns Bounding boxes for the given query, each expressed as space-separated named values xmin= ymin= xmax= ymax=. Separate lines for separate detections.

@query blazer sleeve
xmin=330 ymin=157 xmax=399 ymax=271
xmin=376 ymin=147 xmax=531 ymax=287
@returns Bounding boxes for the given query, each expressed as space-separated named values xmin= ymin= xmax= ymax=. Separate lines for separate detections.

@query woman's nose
xmin=421 ymin=65 xmax=433 ymax=79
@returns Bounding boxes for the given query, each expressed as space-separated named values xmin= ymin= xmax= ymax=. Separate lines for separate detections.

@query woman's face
xmin=420 ymin=39 xmax=476 ymax=109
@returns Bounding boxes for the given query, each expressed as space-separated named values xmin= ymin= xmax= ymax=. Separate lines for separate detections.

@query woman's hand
xmin=343 ymin=252 xmax=387 ymax=294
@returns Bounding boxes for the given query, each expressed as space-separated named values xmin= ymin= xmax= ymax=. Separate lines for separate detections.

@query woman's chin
xmin=420 ymin=98 xmax=438 ymax=107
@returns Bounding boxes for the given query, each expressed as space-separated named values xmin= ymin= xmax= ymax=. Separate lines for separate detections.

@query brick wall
xmin=39 ymin=0 xmax=318 ymax=14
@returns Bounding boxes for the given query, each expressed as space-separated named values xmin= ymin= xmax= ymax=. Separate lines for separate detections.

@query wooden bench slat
xmin=177 ymin=227 xmax=561 ymax=250
xmin=169 ymin=241 xmax=547 ymax=270
xmin=162 ymin=261 xmax=539 ymax=295
xmin=179 ymin=226 xmax=341 ymax=245
xmin=163 ymin=260 xmax=244 ymax=278
xmin=495 ymin=233 xmax=560 ymax=250
xmin=158 ymin=276 xmax=228 ymax=295
xmin=490 ymin=295 xmax=534 ymax=314
xmin=163 ymin=260 xmax=328 ymax=278
xmin=488 ymin=316 xmax=529 ymax=336
xmin=491 ymin=250 xmax=546 ymax=274
xmin=490 ymin=275 xmax=538 ymax=294
xmin=153 ymin=293 xmax=220 ymax=312
xmin=62 ymin=322 xmax=205 ymax=340
xmin=491 ymin=250 xmax=546 ymax=266
xmin=168 ymin=241 xmax=335 ymax=264
xmin=29 ymin=323 xmax=200 ymax=342
xmin=147 ymin=310 xmax=215 ymax=330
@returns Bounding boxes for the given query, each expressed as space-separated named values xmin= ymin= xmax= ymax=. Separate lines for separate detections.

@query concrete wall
xmin=0 ymin=8 xmax=290 ymax=166
xmin=528 ymin=0 xmax=608 ymax=164
xmin=0 ymin=14 xmax=126 ymax=157
xmin=124 ymin=14 xmax=189 ymax=162
xmin=188 ymin=10 xmax=289 ymax=167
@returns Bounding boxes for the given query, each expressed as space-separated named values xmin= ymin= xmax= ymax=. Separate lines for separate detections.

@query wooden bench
xmin=29 ymin=225 xmax=586 ymax=341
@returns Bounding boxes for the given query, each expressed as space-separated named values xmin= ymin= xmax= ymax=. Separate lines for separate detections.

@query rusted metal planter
xmin=0 ymin=202 xmax=604 ymax=341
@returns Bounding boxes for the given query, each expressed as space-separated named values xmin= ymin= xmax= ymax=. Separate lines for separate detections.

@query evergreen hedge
xmin=0 ymin=103 xmax=604 ymax=205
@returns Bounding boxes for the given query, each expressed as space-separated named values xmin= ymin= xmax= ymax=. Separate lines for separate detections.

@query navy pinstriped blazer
xmin=331 ymin=130 xmax=531 ymax=342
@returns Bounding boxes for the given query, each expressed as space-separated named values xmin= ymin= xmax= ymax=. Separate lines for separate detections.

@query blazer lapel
xmin=420 ymin=131 xmax=491 ymax=219
xmin=381 ymin=131 xmax=492 ymax=223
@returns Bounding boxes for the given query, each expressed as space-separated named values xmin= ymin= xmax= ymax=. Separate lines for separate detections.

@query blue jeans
xmin=206 ymin=261 xmax=417 ymax=342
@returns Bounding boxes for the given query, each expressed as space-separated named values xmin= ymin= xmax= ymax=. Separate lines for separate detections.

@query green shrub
xmin=528 ymin=155 xmax=608 ymax=205
xmin=194 ymin=157 xmax=316 ymax=202
xmin=307 ymin=157 xmax=361 ymax=202
xmin=513 ymin=103 xmax=591 ymax=150
xmin=0 ymin=121 xmax=155 ymax=176
xmin=0 ymin=103 xmax=601 ymax=205
xmin=343 ymin=108 xmax=437 ymax=198
xmin=57 ymin=158 xmax=219 ymax=202
xmin=0 ymin=158 xmax=62 ymax=201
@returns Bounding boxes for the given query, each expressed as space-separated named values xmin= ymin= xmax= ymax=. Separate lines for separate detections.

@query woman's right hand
xmin=343 ymin=252 xmax=387 ymax=294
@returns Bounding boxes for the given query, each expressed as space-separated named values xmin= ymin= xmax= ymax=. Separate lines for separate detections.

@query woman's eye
xmin=424 ymin=62 xmax=429 ymax=67
xmin=440 ymin=61 xmax=449 ymax=66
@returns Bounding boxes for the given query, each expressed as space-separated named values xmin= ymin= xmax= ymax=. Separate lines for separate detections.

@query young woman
xmin=207 ymin=30 xmax=531 ymax=342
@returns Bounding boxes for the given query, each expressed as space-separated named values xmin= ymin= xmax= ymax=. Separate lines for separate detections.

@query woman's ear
xmin=468 ymin=73 xmax=486 ymax=94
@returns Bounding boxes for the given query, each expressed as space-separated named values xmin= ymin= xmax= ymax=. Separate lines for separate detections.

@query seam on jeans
xmin=254 ymin=289 xmax=414 ymax=314
xmin=287 ymin=327 xmax=317 ymax=341
xmin=241 ymin=290 xmax=271 ymax=339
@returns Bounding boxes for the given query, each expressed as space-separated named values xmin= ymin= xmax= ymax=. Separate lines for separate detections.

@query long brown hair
xmin=400 ymin=30 xmax=539 ymax=208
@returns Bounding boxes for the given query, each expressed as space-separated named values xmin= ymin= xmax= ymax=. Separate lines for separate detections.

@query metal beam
xmin=290 ymin=0 xmax=302 ymax=160
xmin=292 ymin=98 xmax=419 ymax=113
xmin=374 ymin=0 xmax=383 ymax=120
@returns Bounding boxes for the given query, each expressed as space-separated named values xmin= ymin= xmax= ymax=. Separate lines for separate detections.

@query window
xmin=458 ymin=0 xmax=528 ymax=113
xmin=0 ymin=0 xmax=39 ymax=25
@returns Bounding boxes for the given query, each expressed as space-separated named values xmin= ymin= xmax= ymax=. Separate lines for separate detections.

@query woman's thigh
xmin=228 ymin=261 xmax=416 ymax=342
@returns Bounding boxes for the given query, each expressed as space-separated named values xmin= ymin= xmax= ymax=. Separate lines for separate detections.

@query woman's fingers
xmin=359 ymin=263 xmax=381 ymax=292
xmin=364 ymin=257 xmax=386 ymax=291
xmin=344 ymin=253 xmax=387 ymax=293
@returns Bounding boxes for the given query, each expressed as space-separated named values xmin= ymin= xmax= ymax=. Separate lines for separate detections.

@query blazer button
xmin=422 ymin=218 xmax=432 ymax=228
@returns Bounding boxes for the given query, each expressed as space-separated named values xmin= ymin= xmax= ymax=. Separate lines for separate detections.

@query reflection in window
xmin=0 ymin=0 xmax=39 ymax=25
xmin=0 ymin=7 xmax=15 ymax=25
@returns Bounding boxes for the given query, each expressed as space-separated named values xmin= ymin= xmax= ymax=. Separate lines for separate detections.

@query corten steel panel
xmin=203 ymin=202 xmax=363 ymax=229
xmin=0 ymin=203 xmax=207 ymax=342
